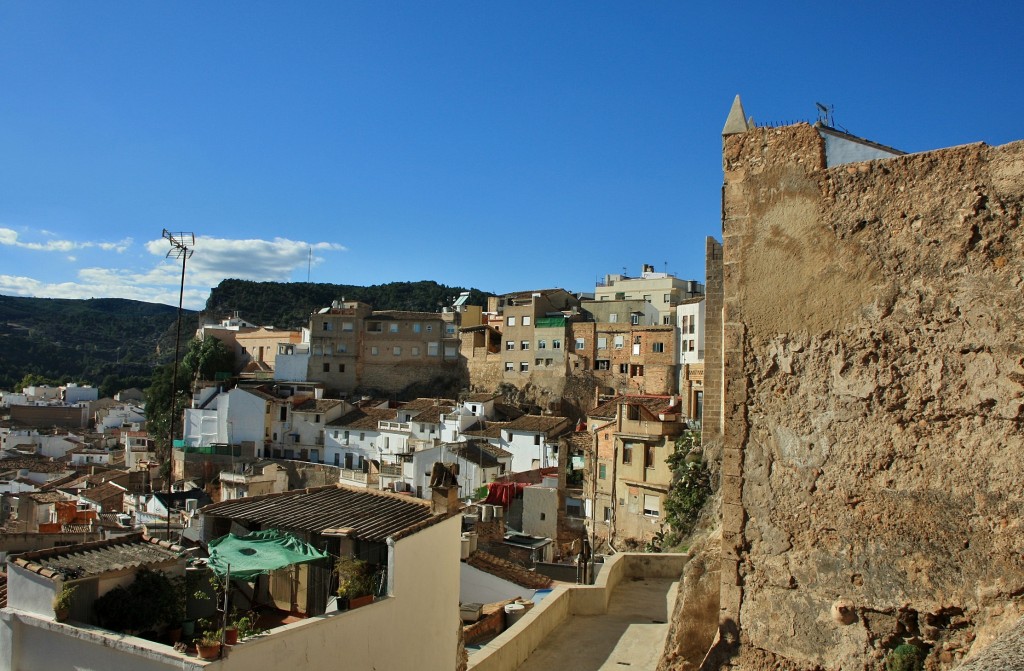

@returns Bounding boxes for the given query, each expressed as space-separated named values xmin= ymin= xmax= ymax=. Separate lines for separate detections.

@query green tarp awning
xmin=207 ymin=529 xmax=329 ymax=581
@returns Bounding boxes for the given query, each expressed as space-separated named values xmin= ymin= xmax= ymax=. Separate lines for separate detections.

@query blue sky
xmin=2 ymin=2 xmax=1022 ymax=310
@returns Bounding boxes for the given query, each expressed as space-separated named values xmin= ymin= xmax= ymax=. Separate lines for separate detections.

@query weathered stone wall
xmin=718 ymin=124 xmax=1024 ymax=670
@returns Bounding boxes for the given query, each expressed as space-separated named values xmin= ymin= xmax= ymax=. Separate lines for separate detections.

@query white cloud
xmin=0 ymin=235 xmax=348 ymax=310
xmin=0 ymin=227 xmax=132 ymax=253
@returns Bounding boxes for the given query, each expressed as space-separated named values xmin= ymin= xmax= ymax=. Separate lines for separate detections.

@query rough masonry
xmin=708 ymin=121 xmax=1024 ymax=670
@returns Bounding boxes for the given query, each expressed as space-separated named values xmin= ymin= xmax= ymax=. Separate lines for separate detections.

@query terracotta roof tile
xmin=11 ymin=533 xmax=185 ymax=581
xmin=504 ymin=415 xmax=571 ymax=435
xmin=466 ymin=550 xmax=554 ymax=589
xmin=200 ymin=484 xmax=441 ymax=543
xmin=328 ymin=407 xmax=395 ymax=430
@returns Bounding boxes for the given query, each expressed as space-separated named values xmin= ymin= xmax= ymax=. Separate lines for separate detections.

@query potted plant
xmin=231 ymin=612 xmax=262 ymax=641
xmin=52 ymin=583 xmax=77 ymax=622
xmin=334 ymin=556 xmax=377 ymax=610
xmin=196 ymin=631 xmax=222 ymax=660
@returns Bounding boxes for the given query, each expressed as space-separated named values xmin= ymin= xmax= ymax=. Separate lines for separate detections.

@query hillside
xmin=0 ymin=280 xmax=493 ymax=392
xmin=0 ymin=295 xmax=189 ymax=391
xmin=203 ymin=279 xmax=492 ymax=329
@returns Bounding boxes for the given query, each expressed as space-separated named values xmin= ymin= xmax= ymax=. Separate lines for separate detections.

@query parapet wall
xmin=718 ymin=124 xmax=1024 ymax=670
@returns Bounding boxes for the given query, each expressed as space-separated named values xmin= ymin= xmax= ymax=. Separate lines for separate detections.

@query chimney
xmin=431 ymin=484 xmax=461 ymax=516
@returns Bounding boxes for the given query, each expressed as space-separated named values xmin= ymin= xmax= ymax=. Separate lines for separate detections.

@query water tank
xmin=504 ymin=603 xmax=527 ymax=627
xmin=492 ymin=505 xmax=503 ymax=520
xmin=460 ymin=536 xmax=471 ymax=560
xmin=480 ymin=505 xmax=493 ymax=522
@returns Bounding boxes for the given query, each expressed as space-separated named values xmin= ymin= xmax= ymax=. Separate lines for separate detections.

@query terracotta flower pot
xmin=197 ymin=642 xmax=221 ymax=660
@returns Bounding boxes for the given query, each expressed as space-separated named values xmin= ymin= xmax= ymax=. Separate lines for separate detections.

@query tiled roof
xmin=589 ymin=395 xmax=674 ymax=418
xmin=565 ymin=432 xmax=593 ymax=452
xmin=401 ymin=398 xmax=456 ymax=411
xmin=447 ymin=441 xmax=512 ymax=467
xmin=0 ymin=458 xmax=70 ymax=474
xmin=200 ymin=484 xmax=441 ymax=543
xmin=466 ymin=550 xmax=554 ymax=589
xmin=504 ymin=415 xmax=571 ymax=435
xmin=80 ymin=481 xmax=125 ymax=504
xmin=10 ymin=533 xmax=184 ymax=581
xmin=409 ymin=405 xmax=454 ymax=424
xmin=328 ymin=407 xmax=395 ymax=430
xmin=462 ymin=422 xmax=508 ymax=439
xmin=677 ymin=296 xmax=705 ymax=306
xmin=292 ymin=397 xmax=344 ymax=413
xmin=25 ymin=491 xmax=73 ymax=504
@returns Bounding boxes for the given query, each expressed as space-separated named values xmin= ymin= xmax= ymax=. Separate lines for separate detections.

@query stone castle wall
xmin=717 ymin=124 xmax=1024 ymax=670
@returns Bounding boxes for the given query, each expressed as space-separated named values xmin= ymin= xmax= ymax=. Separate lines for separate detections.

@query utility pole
xmin=163 ymin=229 xmax=194 ymax=540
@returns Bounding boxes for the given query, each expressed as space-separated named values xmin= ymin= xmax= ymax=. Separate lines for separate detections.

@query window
xmin=627 ymin=405 xmax=641 ymax=420
xmin=426 ymin=324 xmax=433 ymax=332
xmin=535 ymin=358 xmax=542 ymax=366
xmin=597 ymin=337 xmax=607 ymax=349
xmin=603 ymin=506 xmax=612 ymax=522
xmin=367 ymin=321 xmax=382 ymax=332
xmin=644 ymin=444 xmax=656 ymax=469
xmin=619 ymin=363 xmax=628 ymax=374
xmin=342 ymin=321 xmax=353 ymax=332
xmin=663 ymin=315 xmax=673 ymax=325
xmin=631 ymin=313 xmax=640 ymax=325
xmin=393 ymin=346 xmax=401 ymax=355
xmin=521 ymin=341 xmax=530 ymax=350
xmin=359 ymin=432 xmax=365 ymax=441
xmin=537 ymin=339 xmax=546 ymax=349
xmin=599 ymin=463 xmax=607 ymax=479
xmin=507 ymin=316 xmax=516 ymax=327
xmin=413 ymin=323 xmax=421 ymax=333
xmin=324 ymin=345 xmax=332 ymax=355
xmin=664 ymin=294 xmax=671 ymax=303
xmin=613 ymin=335 xmax=624 ymax=349
xmin=280 ymin=406 xmax=288 ymax=421
xmin=552 ymin=339 xmax=561 ymax=349
xmin=520 ymin=362 xmax=529 ymax=372
xmin=652 ymin=342 xmax=664 ymax=353
xmin=446 ymin=324 xmax=456 ymax=335
xmin=565 ymin=497 xmax=583 ymax=518
xmin=545 ymin=358 xmax=552 ymax=366
xmin=533 ymin=434 xmax=541 ymax=446
xmin=522 ymin=316 xmax=531 ymax=326
xmin=323 ymin=363 xmax=330 ymax=372
xmin=315 ymin=414 xmax=321 ymax=423
xmin=681 ymin=316 xmax=689 ymax=330
xmin=428 ymin=342 xmax=439 ymax=356
xmin=634 ymin=335 xmax=642 ymax=345
xmin=322 ymin=321 xmax=332 ymax=331
xmin=689 ymin=321 xmax=695 ymax=335
xmin=609 ymin=313 xmax=618 ymax=323
xmin=339 ymin=364 xmax=345 ymax=373
xmin=596 ymin=359 xmax=610 ymax=370
xmin=370 ymin=346 xmax=379 ymax=355
xmin=389 ymin=323 xmax=399 ymax=333
xmin=575 ymin=338 xmax=584 ymax=350
xmin=622 ymin=443 xmax=633 ymax=464
xmin=643 ymin=294 xmax=651 ymax=302
xmin=643 ymin=494 xmax=661 ymax=517
xmin=337 ymin=342 xmax=347 ymax=353
xmin=411 ymin=346 xmax=420 ymax=356
xmin=689 ymin=339 xmax=696 ymax=352
xmin=506 ymin=340 xmax=515 ymax=350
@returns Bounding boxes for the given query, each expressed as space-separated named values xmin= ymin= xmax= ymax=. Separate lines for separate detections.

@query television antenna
xmin=162 ymin=229 xmax=194 ymax=538
xmin=815 ymin=102 xmax=833 ymax=127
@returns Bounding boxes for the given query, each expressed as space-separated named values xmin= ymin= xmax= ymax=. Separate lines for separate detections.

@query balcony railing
xmin=379 ymin=421 xmax=411 ymax=432
xmin=339 ymin=468 xmax=379 ymax=485
xmin=379 ymin=463 xmax=402 ymax=477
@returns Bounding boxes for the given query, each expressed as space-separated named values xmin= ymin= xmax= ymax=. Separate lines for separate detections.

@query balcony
xmin=379 ymin=421 xmax=411 ymax=432
xmin=379 ymin=463 xmax=402 ymax=478
xmin=467 ymin=552 xmax=686 ymax=671
xmin=339 ymin=468 xmax=379 ymax=486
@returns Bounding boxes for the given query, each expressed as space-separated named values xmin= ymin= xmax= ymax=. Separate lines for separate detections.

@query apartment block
xmin=593 ymin=263 xmax=704 ymax=325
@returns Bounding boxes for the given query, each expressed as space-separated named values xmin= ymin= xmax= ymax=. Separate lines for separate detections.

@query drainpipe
xmin=385 ymin=536 xmax=396 ymax=596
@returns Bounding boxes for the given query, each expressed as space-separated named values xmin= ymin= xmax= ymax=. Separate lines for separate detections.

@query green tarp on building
xmin=207 ymin=529 xmax=329 ymax=581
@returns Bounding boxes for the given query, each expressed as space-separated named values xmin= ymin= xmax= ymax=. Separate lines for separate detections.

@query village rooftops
xmin=9 ymin=533 xmax=184 ymax=581
xmin=0 ymin=457 xmax=71 ymax=474
xmin=328 ymin=406 xmax=396 ymax=429
xmin=444 ymin=441 xmax=512 ymax=468
xmin=291 ymin=397 xmax=344 ymax=413
xmin=589 ymin=394 xmax=679 ymax=419
xmin=401 ymin=397 xmax=457 ymax=411
xmin=503 ymin=414 xmax=571 ymax=435
xmin=462 ymin=392 xmax=500 ymax=403
xmin=200 ymin=484 xmax=445 ymax=543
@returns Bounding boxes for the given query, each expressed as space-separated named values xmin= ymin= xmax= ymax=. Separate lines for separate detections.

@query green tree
xmin=145 ymin=364 xmax=190 ymax=460
xmin=182 ymin=336 xmax=235 ymax=382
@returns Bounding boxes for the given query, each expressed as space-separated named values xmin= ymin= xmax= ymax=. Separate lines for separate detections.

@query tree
xmin=661 ymin=431 xmax=712 ymax=547
xmin=145 ymin=364 xmax=190 ymax=461
xmin=182 ymin=336 xmax=235 ymax=382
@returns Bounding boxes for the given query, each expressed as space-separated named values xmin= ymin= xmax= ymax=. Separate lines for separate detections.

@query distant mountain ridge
xmin=0 ymin=280 xmax=492 ymax=391
xmin=0 ymin=295 xmax=188 ymax=391
xmin=203 ymin=279 xmax=492 ymax=329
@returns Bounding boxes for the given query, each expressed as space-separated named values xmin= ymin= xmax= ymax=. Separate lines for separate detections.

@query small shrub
xmin=885 ymin=644 xmax=925 ymax=671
